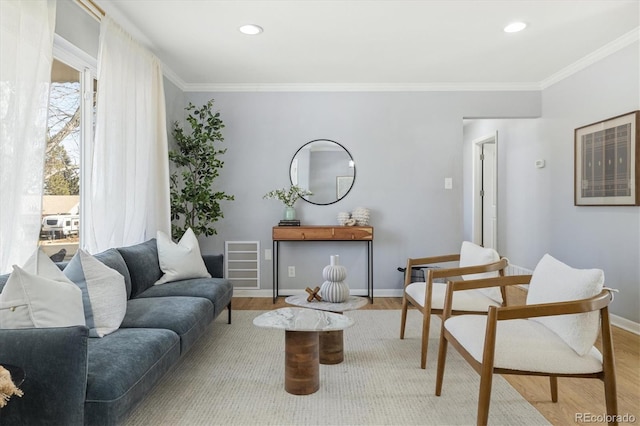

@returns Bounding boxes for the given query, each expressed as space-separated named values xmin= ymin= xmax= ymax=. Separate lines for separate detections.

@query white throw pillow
xmin=526 ymin=254 xmax=604 ymax=356
xmin=155 ymin=228 xmax=211 ymax=285
xmin=64 ymin=249 xmax=127 ymax=337
xmin=0 ymin=248 xmax=85 ymax=329
xmin=459 ymin=241 xmax=502 ymax=303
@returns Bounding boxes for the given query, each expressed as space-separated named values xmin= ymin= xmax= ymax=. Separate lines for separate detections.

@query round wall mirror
xmin=290 ymin=139 xmax=355 ymax=205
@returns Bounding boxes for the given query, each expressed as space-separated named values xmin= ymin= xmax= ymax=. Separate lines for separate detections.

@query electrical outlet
xmin=288 ymin=266 xmax=295 ymax=277
xmin=264 ymin=249 xmax=272 ymax=260
xmin=444 ymin=177 xmax=453 ymax=189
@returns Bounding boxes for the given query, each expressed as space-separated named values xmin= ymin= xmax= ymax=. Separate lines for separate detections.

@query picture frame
xmin=574 ymin=111 xmax=639 ymax=206
xmin=336 ymin=176 xmax=354 ymax=199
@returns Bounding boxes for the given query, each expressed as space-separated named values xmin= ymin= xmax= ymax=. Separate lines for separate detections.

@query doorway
xmin=472 ymin=132 xmax=498 ymax=250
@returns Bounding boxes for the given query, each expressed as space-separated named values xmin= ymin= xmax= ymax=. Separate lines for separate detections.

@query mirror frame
xmin=289 ymin=139 xmax=356 ymax=206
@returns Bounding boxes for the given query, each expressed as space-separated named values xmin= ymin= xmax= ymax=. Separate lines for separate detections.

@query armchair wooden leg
xmin=227 ymin=301 xmax=232 ymax=324
xmin=420 ymin=308 xmax=431 ymax=369
xmin=435 ymin=330 xmax=448 ymax=396
xmin=549 ymin=376 xmax=558 ymax=402
xmin=603 ymin=373 xmax=618 ymax=425
xmin=477 ymin=368 xmax=494 ymax=426
xmin=400 ymin=297 xmax=408 ymax=339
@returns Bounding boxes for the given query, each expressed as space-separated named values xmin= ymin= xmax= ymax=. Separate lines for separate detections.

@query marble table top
xmin=253 ymin=307 xmax=354 ymax=332
xmin=285 ymin=295 xmax=368 ymax=313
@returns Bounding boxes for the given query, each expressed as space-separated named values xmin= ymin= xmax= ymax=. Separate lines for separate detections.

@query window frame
xmin=52 ymin=34 xmax=97 ymax=248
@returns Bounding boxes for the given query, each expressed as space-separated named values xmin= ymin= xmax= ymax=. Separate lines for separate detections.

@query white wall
xmin=186 ymin=91 xmax=540 ymax=296
xmin=544 ymin=43 xmax=639 ymax=322
xmin=462 ymin=42 xmax=640 ymax=322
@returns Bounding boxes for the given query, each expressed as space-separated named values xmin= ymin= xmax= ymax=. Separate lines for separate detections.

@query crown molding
xmin=181 ymin=82 xmax=542 ymax=93
xmin=160 ymin=62 xmax=187 ymax=91
xmin=540 ymin=27 xmax=639 ymax=90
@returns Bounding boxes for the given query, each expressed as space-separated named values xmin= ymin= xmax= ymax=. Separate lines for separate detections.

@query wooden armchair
xmin=400 ymin=241 xmax=508 ymax=369
xmin=435 ymin=254 xmax=618 ymax=425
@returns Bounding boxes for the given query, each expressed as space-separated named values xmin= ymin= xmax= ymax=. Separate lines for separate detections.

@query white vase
xmin=319 ymin=255 xmax=349 ymax=303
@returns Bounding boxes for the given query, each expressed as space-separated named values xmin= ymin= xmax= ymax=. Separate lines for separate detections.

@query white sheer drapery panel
xmin=85 ymin=16 xmax=170 ymax=254
xmin=0 ymin=0 xmax=56 ymax=274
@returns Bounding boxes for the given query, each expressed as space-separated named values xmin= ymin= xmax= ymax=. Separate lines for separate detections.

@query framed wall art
xmin=575 ymin=110 xmax=639 ymax=206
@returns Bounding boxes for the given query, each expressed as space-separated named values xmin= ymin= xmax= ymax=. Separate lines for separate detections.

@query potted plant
xmin=263 ymin=185 xmax=312 ymax=220
xmin=169 ymin=99 xmax=234 ymax=240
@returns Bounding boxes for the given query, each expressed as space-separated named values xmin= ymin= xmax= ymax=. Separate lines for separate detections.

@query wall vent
xmin=225 ymin=241 xmax=260 ymax=289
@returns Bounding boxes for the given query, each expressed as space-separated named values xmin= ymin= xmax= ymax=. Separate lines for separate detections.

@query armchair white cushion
xmin=445 ymin=315 xmax=603 ymax=374
xmin=459 ymin=241 xmax=502 ymax=303
xmin=526 ymin=254 xmax=604 ymax=356
xmin=405 ymin=281 xmax=501 ymax=311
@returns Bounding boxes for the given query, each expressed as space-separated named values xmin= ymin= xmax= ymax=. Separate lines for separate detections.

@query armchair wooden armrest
xmin=492 ymin=289 xmax=612 ymax=321
xmin=431 ymin=258 xmax=509 ymax=281
xmin=446 ymin=274 xmax=532 ymax=291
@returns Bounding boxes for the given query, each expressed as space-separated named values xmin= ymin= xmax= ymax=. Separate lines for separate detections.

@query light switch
xmin=444 ymin=178 xmax=453 ymax=189
xmin=265 ymin=249 xmax=272 ymax=260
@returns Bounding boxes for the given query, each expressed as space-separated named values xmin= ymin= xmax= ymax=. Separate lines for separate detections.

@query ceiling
xmin=97 ymin=0 xmax=639 ymax=91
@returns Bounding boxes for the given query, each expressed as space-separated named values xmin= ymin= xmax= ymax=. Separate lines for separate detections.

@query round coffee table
xmin=285 ymin=295 xmax=367 ymax=364
xmin=254 ymin=307 xmax=354 ymax=395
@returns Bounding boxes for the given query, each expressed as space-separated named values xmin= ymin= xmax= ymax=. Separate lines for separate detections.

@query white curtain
xmin=85 ymin=16 xmax=170 ymax=253
xmin=0 ymin=0 xmax=56 ymax=274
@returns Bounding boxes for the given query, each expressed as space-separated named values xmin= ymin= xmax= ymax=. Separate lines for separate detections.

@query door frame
xmin=471 ymin=131 xmax=498 ymax=248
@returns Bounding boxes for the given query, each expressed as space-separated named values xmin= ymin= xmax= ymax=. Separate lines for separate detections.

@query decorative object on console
xmin=352 ymin=207 xmax=370 ymax=225
xmin=169 ymin=99 xmax=234 ymax=240
xmin=263 ymin=185 xmax=313 ymax=221
xmin=278 ymin=220 xmax=301 ymax=227
xmin=319 ymin=255 xmax=350 ymax=303
xmin=337 ymin=211 xmax=351 ymax=225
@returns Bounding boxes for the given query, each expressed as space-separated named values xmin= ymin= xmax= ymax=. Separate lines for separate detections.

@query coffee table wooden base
xmin=319 ymin=330 xmax=344 ymax=364
xmin=285 ymin=330 xmax=319 ymax=395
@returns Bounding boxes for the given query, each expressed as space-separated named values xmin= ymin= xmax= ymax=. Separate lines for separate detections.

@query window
xmin=38 ymin=37 xmax=96 ymax=261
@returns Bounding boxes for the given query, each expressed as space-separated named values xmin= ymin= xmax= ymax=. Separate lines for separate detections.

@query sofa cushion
xmin=64 ymin=249 xmax=127 ymax=337
xmin=85 ymin=327 xmax=180 ymax=425
xmin=0 ymin=248 xmax=85 ymax=329
xmin=136 ymin=277 xmax=233 ymax=318
xmin=117 ymin=239 xmax=163 ymax=298
xmin=121 ymin=296 xmax=213 ymax=353
xmin=155 ymin=228 xmax=211 ymax=285
xmin=93 ymin=248 xmax=132 ymax=299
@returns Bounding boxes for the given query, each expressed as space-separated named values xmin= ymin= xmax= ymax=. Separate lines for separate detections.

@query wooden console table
xmin=272 ymin=226 xmax=374 ymax=303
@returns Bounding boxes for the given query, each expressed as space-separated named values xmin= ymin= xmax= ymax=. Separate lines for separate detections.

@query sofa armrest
xmin=203 ymin=254 xmax=224 ymax=278
xmin=0 ymin=326 xmax=89 ymax=425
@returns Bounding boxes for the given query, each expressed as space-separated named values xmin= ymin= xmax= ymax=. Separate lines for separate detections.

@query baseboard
xmin=610 ymin=314 xmax=640 ymax=335
xmin=232 ymin=288 xmax=639 ymax=335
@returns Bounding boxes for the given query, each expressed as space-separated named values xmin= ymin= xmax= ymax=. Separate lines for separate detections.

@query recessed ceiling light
xmin=504 ymin=22 xmax=527 ymax=33
xmin=239 ymin=24 xmax=263 ymax=35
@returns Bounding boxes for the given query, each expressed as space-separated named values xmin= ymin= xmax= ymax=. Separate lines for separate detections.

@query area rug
xmin=123 ymin=310 xmax=549 ymax=426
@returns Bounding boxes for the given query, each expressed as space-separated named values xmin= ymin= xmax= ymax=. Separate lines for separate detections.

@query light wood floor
xmin=233 ymin=295 xmax=639 ymax=425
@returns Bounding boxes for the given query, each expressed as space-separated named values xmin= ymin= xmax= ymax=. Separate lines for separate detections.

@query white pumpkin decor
xmin=320 ymin=255 xmax=350 ymax=303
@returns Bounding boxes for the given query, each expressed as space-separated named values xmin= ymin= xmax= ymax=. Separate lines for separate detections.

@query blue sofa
xmin=0 ymin=239 xmax=233 ymax=425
